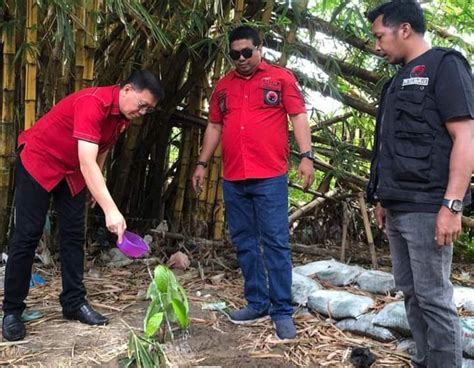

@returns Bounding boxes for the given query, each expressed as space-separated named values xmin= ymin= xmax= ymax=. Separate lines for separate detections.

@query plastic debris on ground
xmin=373 ymin=301 xmax=411 ymax=337
xmin=461 ymin=317 xmax=474 ymax=358
xmin=21 ymin=310 xmax=44 ymax=322
xmin=336 ymin=313 xmax=397 ymax=343
xmin=454 ymin=287 xmax=474 ymax=313
xmin=307 ymin=290 xmax=374 ymax=319
xmin=396 ymin=338 xmax=417 ymax=357
xmin=30 ymin=273 xmax=46 ymax=287
xmin=201 ymin=302 xmax=227 ymax=311
xmin=294 ymin=259 xmax=363 ymax=286
xmin=291 ymin=271 xmax=323 ymax=306
xmin=355 ymin=269 xmax=396 ymax=295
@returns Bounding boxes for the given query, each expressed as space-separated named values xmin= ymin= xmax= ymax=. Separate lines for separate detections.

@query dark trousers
xmin=3 ymin=158 xmax=87 ymax=316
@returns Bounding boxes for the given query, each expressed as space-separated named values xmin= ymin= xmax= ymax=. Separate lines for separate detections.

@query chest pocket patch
xmin=262 ymin=79 xmax=281 ymax=106
xmin=217 ymin=90 xmax=228 ymax=113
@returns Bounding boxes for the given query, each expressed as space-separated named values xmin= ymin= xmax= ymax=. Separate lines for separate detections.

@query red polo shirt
xmin=209 ymin=61 xmax=306 ymax=181
xmin=18 ymin=85 xmax=129 ymax=196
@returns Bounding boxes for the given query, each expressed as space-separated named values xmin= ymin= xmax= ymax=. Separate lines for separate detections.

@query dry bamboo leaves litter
xmin=0 ymin=260 xmax=416 ymax=367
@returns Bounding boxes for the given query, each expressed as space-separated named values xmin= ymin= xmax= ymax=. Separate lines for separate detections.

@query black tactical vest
xmin=367 ymin=48 xmax=472 ymax=206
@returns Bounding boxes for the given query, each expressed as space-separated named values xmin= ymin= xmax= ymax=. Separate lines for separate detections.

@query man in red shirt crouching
xmin=192 ymin=26 xmax=314 ymax=340
xmin=2 ymin=70 xmax=163 ymax=341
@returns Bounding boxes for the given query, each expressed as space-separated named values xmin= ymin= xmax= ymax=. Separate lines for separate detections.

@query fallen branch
xmin=289 ymin=189 xmax=339 ymax=224
xmin=462 ymin=216 xmax=474 ymax=229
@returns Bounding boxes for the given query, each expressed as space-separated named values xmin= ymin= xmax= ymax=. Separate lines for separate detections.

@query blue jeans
xmin=385 ymin=210 xmax=462 ymax=368
xmin=223 ymin=174 xmax=292 ymax=320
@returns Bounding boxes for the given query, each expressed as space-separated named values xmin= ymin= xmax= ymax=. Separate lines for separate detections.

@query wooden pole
xmin=340 ymin=201 xmax=349 ymax=262
xmin=357 ymin=192 xmax=378 ymax=269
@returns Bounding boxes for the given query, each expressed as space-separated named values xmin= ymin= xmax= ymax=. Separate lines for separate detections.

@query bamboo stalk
xmin=213 ymin=168 xmax=225 ymax=241
xmin=0 ymin=0 xmax=17 ymax=250
xmin=172 ymin=127 xmax=194 ymax=231
xmin=234 ymin=0 xmax=245 ymax=22
xmin=74 ymin=3 xmax=86 ymax=91
xmin=205 ymin=144 xmax=221 ymax=220
xmin=357 ymin=192 xmax=378 ymax=269
xmin=279 ymin=0 xmax=308 ymax=66
xmin=83 ymin=0 xmax=99 ymax=87
xmin=24 ymin=0 xmax=38 ymax=129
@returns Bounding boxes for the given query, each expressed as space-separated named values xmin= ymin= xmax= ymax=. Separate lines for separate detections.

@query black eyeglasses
xmin=229 ymin=47 xmax=257 ymax=61
xmin=132 ymin=89 xmax=156 ymax=114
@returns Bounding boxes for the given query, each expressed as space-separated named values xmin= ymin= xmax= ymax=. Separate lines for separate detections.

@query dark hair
xmin=121 ymin=70 xmax=164 ymax=102
xmin=229 ymin=26 xmax=261 ymax=48
xmin=367 ymin=0 xmax=426 ymax=35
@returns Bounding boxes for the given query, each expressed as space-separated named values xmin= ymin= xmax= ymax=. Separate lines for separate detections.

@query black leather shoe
xmin=63 ymin=304 xmax=109 ymax=326
xmin=2 ymin=314 xmax=26 ymax=341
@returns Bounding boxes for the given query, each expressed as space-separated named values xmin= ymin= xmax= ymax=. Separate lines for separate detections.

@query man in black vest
xmin=366 ymin=1 xmax=474 ymax=367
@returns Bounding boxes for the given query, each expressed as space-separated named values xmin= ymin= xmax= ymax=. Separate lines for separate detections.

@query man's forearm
xmin=444 ymin=120 xmax=474 ymax=200
xmin=290 ymin=113 xmax=312 ymax=153
xmin=198 ymin=123 xmax=222 ymax=162
xmin=81 ymin=161 xmax=117 ymax=212
xmin=444 ymin=135 xmax=474 ymax=200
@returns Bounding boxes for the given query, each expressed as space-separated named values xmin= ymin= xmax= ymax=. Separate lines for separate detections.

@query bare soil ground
xmin=0 ymin=242 xmax=472 ymax=367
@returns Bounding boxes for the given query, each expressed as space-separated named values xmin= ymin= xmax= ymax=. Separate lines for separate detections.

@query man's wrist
xmin=299 ymin=151 xmax=314 ymax=161
xmin=196 ymin=160 xmax=208 ymax=168
xmin=442 ymin=198 xmax=463 ymax=214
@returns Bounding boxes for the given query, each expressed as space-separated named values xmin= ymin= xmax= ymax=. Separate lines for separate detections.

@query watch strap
xmin=196 ymin=160 xmax=208 ymax=168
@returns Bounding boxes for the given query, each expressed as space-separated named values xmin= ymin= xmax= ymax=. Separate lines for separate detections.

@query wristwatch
xmin=299 ymin=151 xmax=315 ymax=161
xmin=196 ymin=160 xmax=208 ymax=168
xmin=442 ymin=198 xmax=463 ymax=214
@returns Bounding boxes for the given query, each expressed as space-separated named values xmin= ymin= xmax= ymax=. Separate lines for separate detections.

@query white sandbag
xmin=454 ymin=287 xmax=474 ymax=313
xmin=465 ymin=300 xmax=474 ymax=314
xmin=355 ymin=270 xmax=396 ymax=295
xmin=461 ymin=317 xmax=474 ymax=358
xmin=294 ymin=259 xmax=363 ymax=286
xmin=336 ymin=313 xmax=396 ymax=342
xmin=397 ymin=338 xmax=416 ymax=357
xmin=464 ymin=359 xmax=474 ymax=368
xmin=373 ymin=301 xmax=411 ymax=337
xmin=291 ymin=271 xmax=323 ymax=306
xmin=307 ymin=290 xmax=374 ymax=319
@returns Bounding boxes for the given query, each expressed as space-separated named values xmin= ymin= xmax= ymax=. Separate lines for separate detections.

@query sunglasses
xmin=229 ymin=47 xmax=258 ymax=61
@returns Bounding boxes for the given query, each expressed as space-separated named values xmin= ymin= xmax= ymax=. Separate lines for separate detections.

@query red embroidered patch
xmin=410 ymin=65 xmax=426 ymax=77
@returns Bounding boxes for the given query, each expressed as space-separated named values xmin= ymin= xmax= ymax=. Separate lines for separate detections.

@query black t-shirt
xmin=382 ymin=50 xmax=474 ymax=213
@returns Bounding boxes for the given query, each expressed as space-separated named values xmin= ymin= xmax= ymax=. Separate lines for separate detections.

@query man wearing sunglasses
xmin=2 ymin=70 xmax=163 ymax=341
xmin=192 ymin=26 xmax=314 ymax=340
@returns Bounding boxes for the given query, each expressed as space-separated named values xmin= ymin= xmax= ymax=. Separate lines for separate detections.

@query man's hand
xmin=298 ymin=158 xmax=315 ymax=191
xmin=105 ymin=208 xmax=127 ymax=243
xmin=192 ymin=165 xmax=206 ymax=195
xmin=435 ymin=206 xmax=462 ymax=246
xmin=167 ymin=251 xmax=190 ymax=270
xmin=375 ymin=203 xmax=386 ymax=230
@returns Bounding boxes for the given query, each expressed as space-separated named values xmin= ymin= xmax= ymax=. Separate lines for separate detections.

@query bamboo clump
xmin=0 ymin=0 xmax=17 ymax=250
